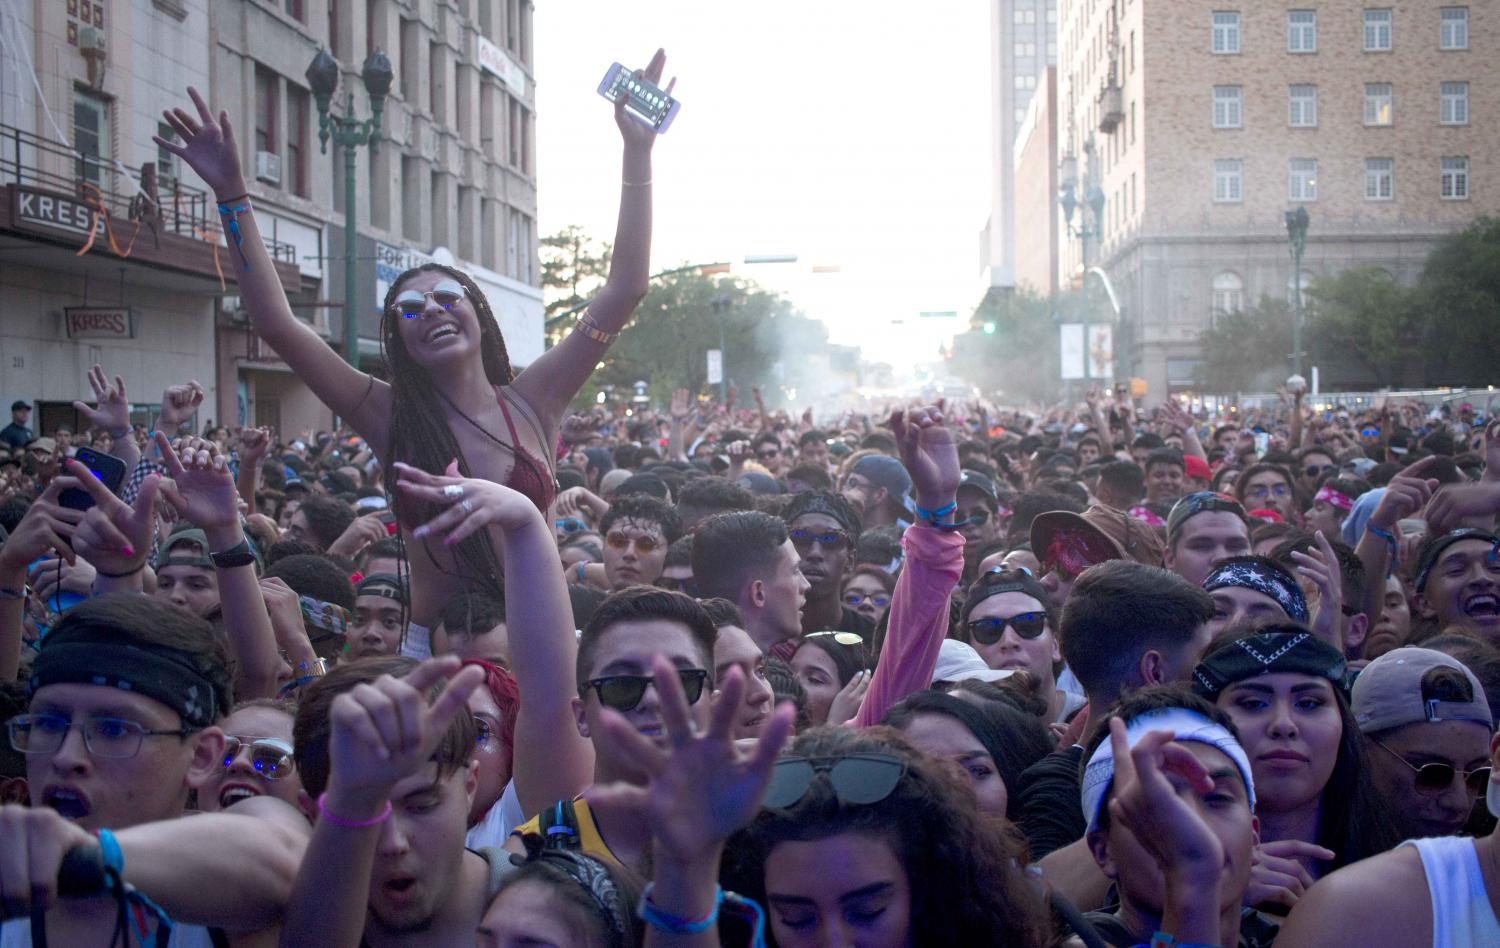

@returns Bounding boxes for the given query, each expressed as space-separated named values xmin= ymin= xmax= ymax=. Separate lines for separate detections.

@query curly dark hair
xmin=380 ymin=263 xmax=516 ymax=603
xmin=721 ymin=726 xmax=1053 ymax=947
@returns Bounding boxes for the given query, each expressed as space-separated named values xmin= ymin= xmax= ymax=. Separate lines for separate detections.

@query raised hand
xmin=72 ymin=364 xmax=129 ymax=436
xmin=396 ymin=460 xmax=541 ymax=544
xmin=0 ymin=479 xmax=86 ymax=573
xmin=236 ymin=425 xmax=274 ymax=468
xmin=325 ymin=656 xmax=485 ymax=804
xmin=1425 ymin=481 xmax=1500 ymax=536
xmin=1106 ymin=719 xmax=1225 ymax=875
xmin=67 ymin=460 xmax=160 ymax=577
xmin=260 ymin=576 xmax=318 ymax=675
xmin=327 ymin=512 xmax=391 ymax=561
xmin=157 ymin=381 xmax=206 ymax=433
xmin=827 ymin=669 xmax=872 ymax=727
xmin=891 ymin=403 xmax=960 ymax=511
xmin=669 ymin=388 xmax=690 ymax=422
xmin=1292 ymin=531 xmax=1345 ymax=647
xmin=613 ymin=49 xmax=672 ymax=151
xmin=1245 ymin=839 xmax=1335 ymax=910
xmin=156 ymin=434 xmax=237 ymax=530
xmin=1368 ymin=470 xmax=1439 ymax=534
xmin=154 ymin=87 xmax=246 ymax=198
xmin=594 ymin=657 xmax=794 ymax=866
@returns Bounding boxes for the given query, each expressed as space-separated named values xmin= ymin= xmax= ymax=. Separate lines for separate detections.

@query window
xmin=1289 ymin=158 xmax=1318 ymax=201
xmin=73 ymin=90 xmax=109 ymax=188
xmin=1014 ymin=74 xmax=1037 ymax=91
xmin=401 ymin=155 xmax=423 ymax=241
xmin=284 ymin=0 xmax=303 ymax=22
xmin=507 ymin=208 xmax=533 ymax=282
xmin=1213 ymin=86 xmax=1242 ymax=128
xmin=1212 ymin=272 xmax=1244 ymax=319
xmin=1015 ymin=41 xmax=1037 ymax=58
xmin=1365 ymin=158 xmax=1394 ymax=200
xmin=1289 ymin=85 xmax=1318 ymax=127
xmin=400 ymin=19 xmax=419 ymax=100
xmin=1288 ymin=10 xmax=1317 ymax=52
xmin=1440 ymin=7 xmax=1468 ymax=50
xmin=1364 ymin=9 xmax=1392 ymax=51
xmin=1441 ymin=156 xmax=1469 ymax=199
xmin=1440 ymin=81 xmax=1469 ymax=124
xmin=156 ymin=121 xmax=178 ymax=185
xmin=1212 ymin=11 xmax=1240 ymax=54
xmin=254 ymin=67 xmax=277 ymax=155
xmin=1364 ymin=83 xmax=1393 ymax=125
xmin=1014 ymin=8 xmax=1036 ymax=25
xmin=508 ymin=95 xmax=520 ymax=168
xmin=1213 ymin=159 xmax=1243 ymax=202
xmin=287 ymin=86 xmax=310 ymax=198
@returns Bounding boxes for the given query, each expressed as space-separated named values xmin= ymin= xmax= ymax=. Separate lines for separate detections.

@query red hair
xmin=462 ymin=659 xmax=519 ymax=769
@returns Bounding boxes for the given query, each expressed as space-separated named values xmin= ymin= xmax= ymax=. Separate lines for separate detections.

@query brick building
xmin=1053 ymin=1 xmax=1497 ymax=398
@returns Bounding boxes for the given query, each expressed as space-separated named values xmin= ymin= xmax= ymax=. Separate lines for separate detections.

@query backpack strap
xmin=538 ymin=798 xmax=582 ymax=851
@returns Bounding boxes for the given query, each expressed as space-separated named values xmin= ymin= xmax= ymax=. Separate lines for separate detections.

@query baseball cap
xmin=1342 ymin=457 xmax=1378 ymax=478
xmin=10 ymin=400 xmax=29 ymax=412
xmin=1183 ymin=455 xmax=1212 ymax=482
xmin=931 ymin=639 xmax=1015 ymax=686
xmin=1352 ymin=647 xmax=1492 ymax=733
xmin=163 ymin=528 xmax=213 ymax=568
xmin=848 ymin=455 xmax=914 ymax=518
xmin=957 ymin=470 xmax=999 ymax=504
xmin=27 ymin=437 xmax=56 ymax=455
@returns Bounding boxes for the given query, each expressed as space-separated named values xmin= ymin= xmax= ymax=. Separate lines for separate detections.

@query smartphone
xmin=1253 ymin=432 xmax=1270 ymax=459
xmin=378 ymin=510 xmax=399 ymax=535
xmin=60 ymin=446 xmax=127 ymax=510
xmin=597 ymin=62 xmax=680 ymax=133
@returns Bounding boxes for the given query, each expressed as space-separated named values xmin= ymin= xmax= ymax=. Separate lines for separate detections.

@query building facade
xmin=1013 ymin=66 xmax=1059 ymax=295
xmin=979 ymin=0 xmax=1058 ymax=299
xmin=1055 ymin=0 xmax=1497 ymax=398
xmin=0 ymin=0 xmax=542 ymax=441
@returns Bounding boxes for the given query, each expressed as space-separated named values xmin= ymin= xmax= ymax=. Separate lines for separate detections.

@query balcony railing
xmin=0 ymin=122 xmax=295 ymax=264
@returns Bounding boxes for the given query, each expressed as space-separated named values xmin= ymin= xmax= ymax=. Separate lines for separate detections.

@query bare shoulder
xmin=1278 ymin=845 xmax=1431 ymax=948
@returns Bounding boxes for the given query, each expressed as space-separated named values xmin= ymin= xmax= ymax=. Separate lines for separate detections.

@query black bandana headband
xmin=30 ymin=641 xmax=221 ymax=728
xmin=1192 ymin=630 xmax=1347 ymax=699
xmin=525 ymin=849 xmax=632 ymax=948
xmin=1203 ymin=557 xmax=1309 ymax=623
xmin=784 ymin=491 xmax=862 ymax=537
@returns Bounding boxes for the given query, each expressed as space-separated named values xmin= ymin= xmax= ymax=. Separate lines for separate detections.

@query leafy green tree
xmin=950 ymin=290 xmax=1067 ymax=402
xmin=1195 ymin=296 xmax=1293 ymax=394
xmin=540 ymin=225 xmax=611 ymax=320
xmin=1305 ymin=267 xmax=1417 ymax=388
xmin=1413 ymin=216 xmax=1500 ymax=385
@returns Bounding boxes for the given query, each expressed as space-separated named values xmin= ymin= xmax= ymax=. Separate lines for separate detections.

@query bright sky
xmin=533 ymin=1 xmax=993 ymax=368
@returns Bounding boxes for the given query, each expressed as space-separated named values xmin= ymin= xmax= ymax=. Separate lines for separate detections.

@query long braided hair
xmin=380 ymin=263 xmax=514 ymax=600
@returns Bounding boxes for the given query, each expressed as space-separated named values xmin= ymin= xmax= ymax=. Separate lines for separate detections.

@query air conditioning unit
xmin=254 ymin=150 xmax=281 ymax=185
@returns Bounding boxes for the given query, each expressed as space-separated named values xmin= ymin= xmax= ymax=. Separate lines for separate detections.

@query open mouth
xmin=1462 ymin=593 xmax=1499 ymax=618
xmin=383 ymin=877 xmax=418 ymax=897
xmin=44 ymin=786 xmax=91 ymax=820
xmin=218 ymin=784 xmax=263 ymax=808
xmin=424 ymin=323 xmax=458 ymax=343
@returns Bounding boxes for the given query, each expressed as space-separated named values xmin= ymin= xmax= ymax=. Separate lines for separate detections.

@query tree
xmin=1195 ymin=296 xmax=1293 ymax=394
xmin=1413 ymin=216 xmax=1500 ymax=385
xmin=1305 ymin=266 xmax=1417 ymax=388
xmin=540 ymin=225 xmax=611 ymax=320
xmin=950 ymin=289 xmax=1067 ymax=403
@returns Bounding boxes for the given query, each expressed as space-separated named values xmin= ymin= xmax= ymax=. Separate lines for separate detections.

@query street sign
xmin=64 ymin=306 xmax=134 ymax=339
xmin=1060 ymin=324 xmax=1086 ymax=380
xmin=707 ymin=349 xmax=723 ymax=385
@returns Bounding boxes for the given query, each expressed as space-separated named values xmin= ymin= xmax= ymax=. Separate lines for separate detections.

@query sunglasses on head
xmin=790 ymin=528 xmax=851 ymax=553
xmin=764 ymin=753 xmax=907 ymax=810
xmin=222 ymin=736 xmax=295 ymax=780
xmin=1373 ymin=740 xmax=1492 ymax=797
xmin=966 ymin=611 xmax=1048 ymax=645
xmin=586 ymin=669 xmax=709 ymax=712
xmin=805 ymin=630 xmax=865 ymax=646
xmin=606 ymin=531 xmax=662 ymax=554
xmin=392 ymin=279 xmax=466 ymax=317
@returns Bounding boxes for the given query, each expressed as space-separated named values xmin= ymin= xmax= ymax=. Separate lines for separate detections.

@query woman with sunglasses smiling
xmin=593 ymin=658 xmax=1054 ymax=948
xmin=156 ymin=52 xmax=669 ymax=633
xmin=1352 ymin=646 xmax=1494 ymax=841
xmin=960 ymin=567 xmax=1080 ymax=723
xmin=192 ymin=698 xmax=303 ymax=814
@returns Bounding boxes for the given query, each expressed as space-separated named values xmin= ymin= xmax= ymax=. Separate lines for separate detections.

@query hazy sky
xmin=533 ymin=1 xmax=993 ymax=367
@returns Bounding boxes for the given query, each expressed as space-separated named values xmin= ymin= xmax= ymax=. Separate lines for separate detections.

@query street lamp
xmin=710 ymin=293 xmax=731 ymax=404
xmin=306 ymin=46 xmax=393 ymax=367
xmin=1284 ymin=206 xmax=1311 ymax=377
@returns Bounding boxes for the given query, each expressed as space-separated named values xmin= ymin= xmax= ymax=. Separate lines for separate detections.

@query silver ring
xmin=460 ymin=499 xmax=475 ymax=514
xmin=442 ymin=484 xmax=465 ymax=500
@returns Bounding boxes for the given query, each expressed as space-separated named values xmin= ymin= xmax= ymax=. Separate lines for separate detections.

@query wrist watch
xmin=210 ymin=539 xmax=257 ymax=569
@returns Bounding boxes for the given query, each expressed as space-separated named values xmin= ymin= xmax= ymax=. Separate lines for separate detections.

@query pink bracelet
xmin=317 ymin=792 xmax=392 ymax=828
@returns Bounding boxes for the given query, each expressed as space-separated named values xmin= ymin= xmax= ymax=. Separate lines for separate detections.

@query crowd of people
xmin=2 ymin=71 xmax=1500 ymax=948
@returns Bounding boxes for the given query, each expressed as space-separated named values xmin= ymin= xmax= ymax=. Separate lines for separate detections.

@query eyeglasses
xmin=843 ymin=475 xmax=876 ymax=492
xmin=221 ymin=736 xmax=295 ymax=780
xmin=763 ymin=753 xmax=907 ymax=810
xmin=842 ymin=591 xmax=890 ymax=609
xmin=1247 ymin=483 xmax=1290 ymax=499
xmin=555 ymin=517 xmax=588 ymax=535
xmin=966 ymin=611 xmax=1049 ymax=645
xmin=757 ymin=447 xmax=781 ymax=460
xmin=9 ymin=712 xmax=198 ymax=759
xmin=1360 ymin=428 xmax=1381 ymax=438
xmin=805 ymin=630 xmax=865 ymax=647
xmin=606 ymin=532 xmax=663 ymax=555
xmin=1372 ymin=740 xmax=1492 ymax=798
xmin=392 ymin=279 xmax=466 ymax=317
xmin=586 ymin=669 xmax=710 ymax=712
xmin=790 ymin=528 xmax=851 ymax=554
xmin=1303 ymin=464 xmax=1336 ymax=479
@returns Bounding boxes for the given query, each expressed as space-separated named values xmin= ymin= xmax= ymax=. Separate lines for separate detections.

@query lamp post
xmin=306 ymin=46 xmax=393 ymax=368
xmin=710 ymin=293 xmax=731 ymax=404
xmin=1284 ymin=206 xmax=1310 ymax=377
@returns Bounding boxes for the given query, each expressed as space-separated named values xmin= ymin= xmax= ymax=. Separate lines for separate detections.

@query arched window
xmin=1212 ymin=271 xmax=1244 ymax=323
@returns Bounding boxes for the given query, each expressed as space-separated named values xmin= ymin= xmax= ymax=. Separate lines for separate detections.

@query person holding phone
xmin=155 ymin=50 xmax=669 ymax=634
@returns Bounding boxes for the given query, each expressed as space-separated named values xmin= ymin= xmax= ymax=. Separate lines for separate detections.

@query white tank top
xmin=1403 ymin=836 xmax=1500 ymax=948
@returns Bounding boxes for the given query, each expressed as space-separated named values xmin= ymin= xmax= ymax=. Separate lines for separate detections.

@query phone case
xmin=597 ymin=61 xmax=680 ymax=133
xmin=59 ymin=447 xmax=127 ymax=510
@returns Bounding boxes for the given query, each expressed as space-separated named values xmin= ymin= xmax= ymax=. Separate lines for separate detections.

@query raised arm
xmin=855 ymin=406 xmax=964 ymax=727
xmin=397 ymin=461 xmax=596 ymax=815
xmin=0 ymin=479 xmax=84 ymax=679
xmin=73 ymin=364 xmax=139 ymax=474
xmin=157 ymin=88 xmax=391 ymax=449
xmin=235 ymin=425 xmax=273 ymax=510
xmin=513 ymin=50 xmax=667 ymax=426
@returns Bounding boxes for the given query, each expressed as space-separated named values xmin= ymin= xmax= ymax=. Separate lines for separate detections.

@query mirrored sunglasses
xmin=763 ymin=753 xmax=907 ymax=810
xmin=393 ymin=279 xmax=466 ymax=317
xmin=222 ymin=736 xmax=295 ymax=779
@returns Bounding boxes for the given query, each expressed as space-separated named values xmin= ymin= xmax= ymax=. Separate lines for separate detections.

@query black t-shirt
xmin=835 ymin=605 xmax=875 ymax=642
xmin=0 ymin=422 xmax=32 ymax=451
xmin=1017 ymin=744 xmax=1085 ymax=860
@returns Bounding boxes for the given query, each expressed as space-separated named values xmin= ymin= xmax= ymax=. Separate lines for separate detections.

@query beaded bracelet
xmin=317 ymin=792 xmax=392 ymax=828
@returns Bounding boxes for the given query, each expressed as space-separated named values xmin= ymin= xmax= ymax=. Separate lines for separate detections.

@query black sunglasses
xmin=966 ymin=611 xmax=1048 ymax=645
xmin=790 ymin=528 xmax=851 ymax=553
xmin=1303 ymin=464 xmax=1336 ymax=478
xmin=763 ymin=753 xmax=907 ymax=810
xmin=1374 ymin=740 xmax=1491 ymax=797
xmin=586 ymin=669 xmax=709 ymax=712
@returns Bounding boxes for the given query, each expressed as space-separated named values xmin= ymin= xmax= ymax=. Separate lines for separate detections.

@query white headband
xmin=1080 ymin=707 xmax=1256 ymax=834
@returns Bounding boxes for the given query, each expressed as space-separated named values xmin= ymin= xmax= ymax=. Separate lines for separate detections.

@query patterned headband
xmin=1203 ymin=558 xmax=1309 ymax=623
xmin=1313 ymin=485 xmax=1353 ymax=513
xmin=1192 ymin=631 xmax=1348 ymax=699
